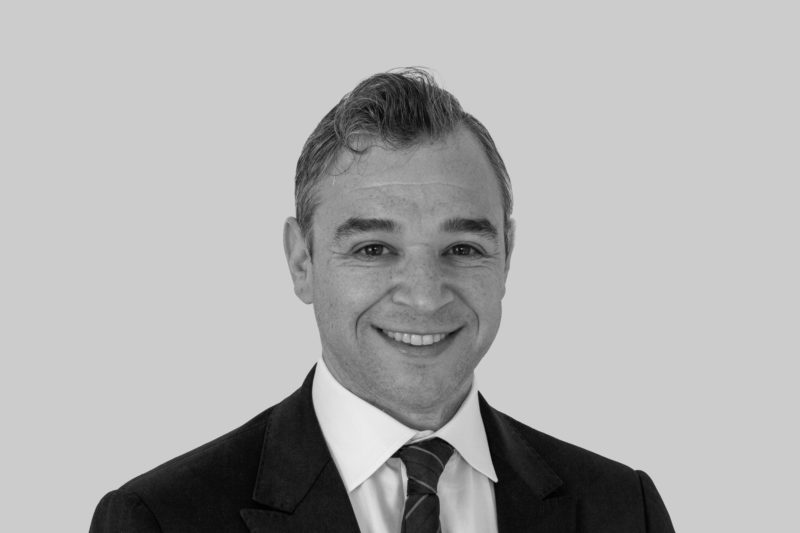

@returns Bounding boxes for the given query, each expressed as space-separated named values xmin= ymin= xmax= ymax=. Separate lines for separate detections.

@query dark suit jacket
xmin=90 ymin=367 xmax=675 ymax=532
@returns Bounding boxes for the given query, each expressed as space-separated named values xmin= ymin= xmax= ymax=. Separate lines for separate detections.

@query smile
xmin=380 ymin=329 xmax=450 ymax=346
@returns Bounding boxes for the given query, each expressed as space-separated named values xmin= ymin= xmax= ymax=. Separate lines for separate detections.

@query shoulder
xmin=90 ymin=370 xmax=319 ymax=531
xmin=489 ymin=407 xmax=675 ymax=532
xmin=91 ymin=405 xmax=275 ymax=532
xmin=497 ymin=408 xmax=641 ymax=487
xmin=124 ymin=406 xmax=271 ymax=495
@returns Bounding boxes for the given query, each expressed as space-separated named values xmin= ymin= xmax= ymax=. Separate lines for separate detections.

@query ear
xmin=504 ymin=218 xmax=515 ymax=276
xmin=283 ymin=217 xmax=314 ymax=304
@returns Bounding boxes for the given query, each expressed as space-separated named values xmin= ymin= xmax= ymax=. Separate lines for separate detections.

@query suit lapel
xmin=480 ymin=395 xmax=576 ymax=533
xmin=240 ymin=367 xmax=360 ymax=533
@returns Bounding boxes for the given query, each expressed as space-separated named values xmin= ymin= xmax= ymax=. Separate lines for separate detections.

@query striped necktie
xmin=394 ymin=437 xmax=454 ymax=533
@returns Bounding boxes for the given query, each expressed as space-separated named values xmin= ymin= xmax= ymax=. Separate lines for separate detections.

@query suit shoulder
xmin=493 ymin=408 xmax=641 ymax=487
xmin=90 ymin=488 xmax=161 ymax=532
xmin=91 ymin=378 xmax=316 ymax=530
xmin=485 ymin=405 xmax=676 ymax=531
xmin=120 ymin=404 xmax=273 ymax=497
xmin=89 ymin=407 xmax=272 ymax=531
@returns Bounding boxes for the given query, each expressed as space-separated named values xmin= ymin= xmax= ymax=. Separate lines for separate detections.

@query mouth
xmin=380 ymin=329 xmax=452 ymax=346
xmin=374 ymin=326 xmax=462 ymax=358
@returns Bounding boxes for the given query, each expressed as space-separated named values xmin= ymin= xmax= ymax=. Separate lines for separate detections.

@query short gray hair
xmin=295 ymin=67 xmax=513 ymax=254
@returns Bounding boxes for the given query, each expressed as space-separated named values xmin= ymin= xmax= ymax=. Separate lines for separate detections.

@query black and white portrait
xmin=1 ymin=3 xmax=797 ymax=532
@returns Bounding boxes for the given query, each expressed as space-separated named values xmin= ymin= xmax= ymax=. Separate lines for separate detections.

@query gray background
xmin=1 ymin=2 xmax=797 ymax=531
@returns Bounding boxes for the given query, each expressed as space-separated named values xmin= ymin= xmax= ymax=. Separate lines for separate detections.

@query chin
xmin=395 ymin=372 xmax=467 ymax=406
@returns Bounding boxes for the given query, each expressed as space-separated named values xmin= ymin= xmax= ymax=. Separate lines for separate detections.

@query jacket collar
xmin=241 ymin=366 xmax=575 ymax=533
xmin=479 ymin=395 xmax=576 ymax=533
xmin=240 ymin=366 xmax=360 ymax=532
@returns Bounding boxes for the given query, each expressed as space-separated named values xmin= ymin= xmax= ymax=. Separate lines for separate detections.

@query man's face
xmin=285 ymin=127 xmax=511 ymax=427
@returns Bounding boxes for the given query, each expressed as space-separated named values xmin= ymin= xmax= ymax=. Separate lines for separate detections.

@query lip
xmin=381 ymin=328 xmax=453 ymax=337
xmin=373 ymin=326 xmax=461 ymax=357
xmin=375 ymin=325 xmax=462 ymax=336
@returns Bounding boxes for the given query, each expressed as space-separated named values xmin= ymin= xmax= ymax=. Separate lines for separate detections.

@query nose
xmin=390 ymin=249 xmax=454 ymax=313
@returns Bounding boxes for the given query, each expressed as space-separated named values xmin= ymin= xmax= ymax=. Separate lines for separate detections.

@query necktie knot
xmin=394 ymin=437 xmax=454 ymax=496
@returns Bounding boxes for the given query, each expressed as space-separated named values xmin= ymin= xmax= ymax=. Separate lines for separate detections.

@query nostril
xmin=390 ymin=287 xmax=454 ymax=312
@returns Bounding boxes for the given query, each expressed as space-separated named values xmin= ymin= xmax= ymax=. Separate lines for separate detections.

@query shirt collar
xmin=311 ymin=357 xmax=497 ymax=492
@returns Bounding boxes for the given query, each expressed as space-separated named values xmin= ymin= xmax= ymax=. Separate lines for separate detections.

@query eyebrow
xmin=332 ymin=216 xmax=499 ymax=243
xmin=440 ymin=217 xmax=499 ymax=241
xmin=333 ymin=217 xmax=398 ymax=242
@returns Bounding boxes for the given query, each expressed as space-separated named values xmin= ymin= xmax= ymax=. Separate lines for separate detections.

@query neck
xmin=322 ymin=360 xmax=473 ymax=432
xmin=379 ymin=386 xmax=471 ymax=431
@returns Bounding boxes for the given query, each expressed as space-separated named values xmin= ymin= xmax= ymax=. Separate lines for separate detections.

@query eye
xmin=448 ymin=244 xmax=482 ymax=257
xmin=356 ymin=244 xmax=388 ymax=257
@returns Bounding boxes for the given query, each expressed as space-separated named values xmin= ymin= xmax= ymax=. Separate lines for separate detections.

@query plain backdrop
xmin=1 ymin=2 xmax=797 ymax=531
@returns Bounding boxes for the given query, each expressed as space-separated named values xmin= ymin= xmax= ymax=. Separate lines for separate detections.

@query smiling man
xmin=90 ymin=69 xmax=675 ymax=532
xmin=286 ymin=125 xmax=508 ymax=434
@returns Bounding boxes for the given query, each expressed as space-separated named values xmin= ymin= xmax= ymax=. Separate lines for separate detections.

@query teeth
xmin=383 ymin=329 xmax=449 ymax=346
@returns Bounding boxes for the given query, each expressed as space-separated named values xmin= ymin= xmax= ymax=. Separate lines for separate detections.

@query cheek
xmin=459 ymin=272 xmax=505 ymax=337
xmin=313 ymin=267 xmax=387 ymax=325
xmin=460 ymin=270 xmax=506 ymax=306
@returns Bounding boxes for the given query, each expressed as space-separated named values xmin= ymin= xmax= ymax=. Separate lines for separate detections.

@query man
xmin=91 ymin=68 xmax=675 ymax=532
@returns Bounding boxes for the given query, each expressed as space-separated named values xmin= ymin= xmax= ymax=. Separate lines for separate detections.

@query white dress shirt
xmin=311 ymin=358 xmax=499 ymax=533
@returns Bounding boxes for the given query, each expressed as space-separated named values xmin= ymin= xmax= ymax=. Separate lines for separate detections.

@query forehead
xmin=313 ymin=129 xmax=503 ymax=228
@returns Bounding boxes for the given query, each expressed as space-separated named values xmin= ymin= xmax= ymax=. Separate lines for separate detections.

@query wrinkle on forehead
xmin=347 ymin=181 xmax=483 ymax=191
xmin=340 ymin=181 xmax=490 ymax=205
